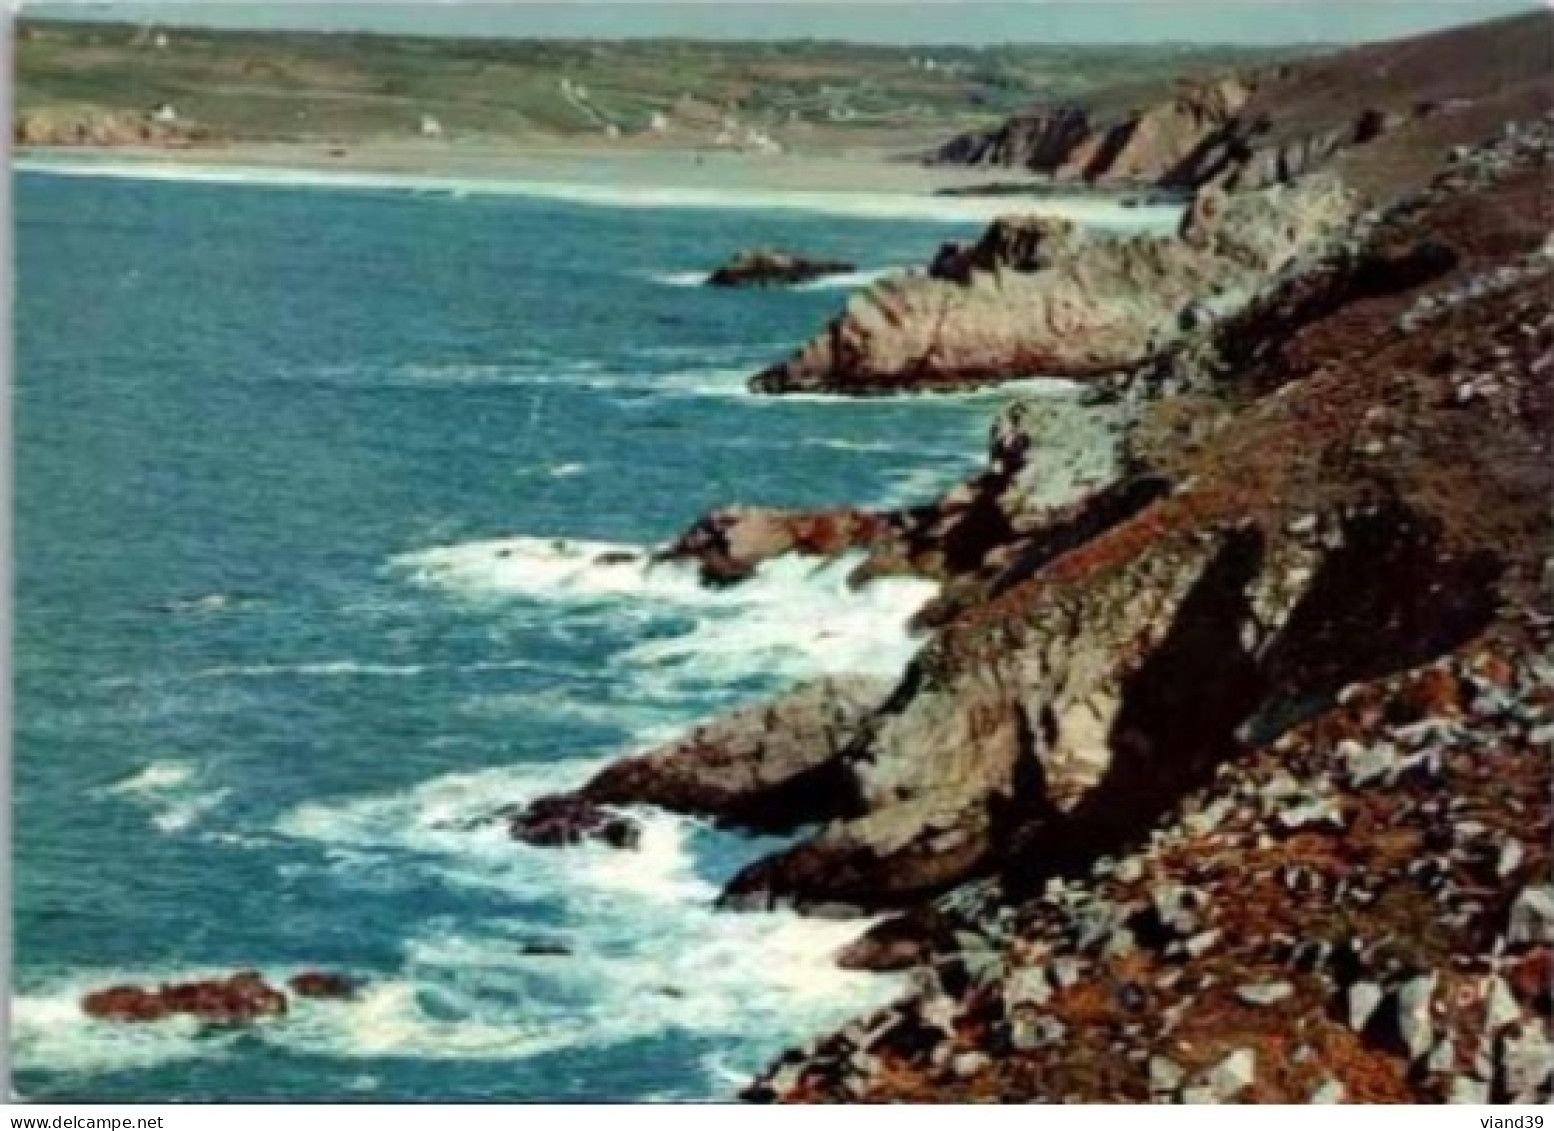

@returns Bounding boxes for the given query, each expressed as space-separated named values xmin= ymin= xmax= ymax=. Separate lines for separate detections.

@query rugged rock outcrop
xmin=83 ymin=972 xmax=288 ymax=1024
xmin=930 ymin=78 xmax=1251 ymax=186
xmin=931 ymin=12 xmax=1552 ymax=197
xmin=505 ymin=794 xmax=643 ymax=850
xmin=727 ymin=119 xmax=1553 ymax=1103
xmin=751 ymin=174 xmax=1357 ymax=395
xmin=930 ymin=104 xmax=1093 ymax=171
xmin=745 ymin=639 xmax=1554 ymax=1102
xmin=511 ymin=675 xmax=891 ymax=835
xmin=728 ymin=123 xmax=1552 ymax=913
xmin=655 ymin=505 xmax=893 ymax=586
xmin=706 ymin=249 xmax=857 ymax=288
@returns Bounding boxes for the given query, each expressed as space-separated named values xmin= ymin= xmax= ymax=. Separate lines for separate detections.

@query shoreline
xmin=14 ymin=143 xmax=1187 ymax=226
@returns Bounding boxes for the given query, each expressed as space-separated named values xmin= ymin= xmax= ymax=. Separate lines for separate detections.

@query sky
xmin=21 ymin=0 xmax=1547 ymax=46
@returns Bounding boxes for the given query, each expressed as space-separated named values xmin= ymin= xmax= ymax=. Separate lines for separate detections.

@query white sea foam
xmin=16 ymin=157 xmax=1183 ymax=228
xmin=793 ymin=267 xmax=900 ymax=290
xmin=395 ymin=537 xmax=705 ymax=604
xmin=649 ymin=270 xmax=711 ymax=287
xmin=650 ymin=266 xmax=900 ymax=291
xmin=395 ymin=536 xmax=936 ymax=685
xmin=269 ymin=758 xmax=901 ymax=1080
xmin=106 ymin=759 xmax=197 ymax=795
xmin=11 ymin=976 xmax=235 ymax=1080
xmin=99 ymin=759 xmax=230 ymax=836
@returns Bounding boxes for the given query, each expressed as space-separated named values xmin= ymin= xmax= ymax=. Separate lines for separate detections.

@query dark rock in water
xmin=507 ymin=793 xmax=642 ymax=850
xmin=517 ymin=941 xmax=573 ymax=957
xmin=83 ymin=971 xmax=288 ymax=1024
xmin=287 ymin=971 xmax=363 ymax=1000
xmin=593 ymin=550 xmax=642 ymax=567
xmin=706 ymin=248 xmax=855 ymax=288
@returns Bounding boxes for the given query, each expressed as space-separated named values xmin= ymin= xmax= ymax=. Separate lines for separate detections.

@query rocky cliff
xmin=510 ymin=115 xmax=1554 ymax=1102
xmin=931 ymin=12 xmax=1552 ymax=198
xmin=750 ymin=174 xmax=1357 ymax=395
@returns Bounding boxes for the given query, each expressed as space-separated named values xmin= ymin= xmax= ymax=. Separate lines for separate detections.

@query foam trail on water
xmin=648 ymin=270 xmax=710 ymax=287
xmin=793 ymin=267 xmax=901 ymax=290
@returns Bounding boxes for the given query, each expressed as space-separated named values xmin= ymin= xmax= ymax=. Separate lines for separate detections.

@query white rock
xmin=952 ymin=1051 xmax=992 ymax=1079
xmin=1206 ymin=1048 xmax=1256 ymax=1100
xmin=1508 ymin=885 xmax=1554 ymax=944
xmin=1447 ymin=1076 xmax=1489 ymax=1104
xmin=1348 ymin=981 xmax=1384 ymax=1032
xmin=1309 ymin=1079 xmax=1346 ymax=1103
xmin=1397 ymin=972 xmax=1438 ymax=1061
xmin=1484 ymin=974 xmax=1521 ymax=1032
xmin=1499 ymin=1020 xmax=1554 ymax=1100
xmin=1149 ymin=1055 xmax=1184 ymax=1095
xmin=1237 ymin=981 xmax=1294 ymax=1006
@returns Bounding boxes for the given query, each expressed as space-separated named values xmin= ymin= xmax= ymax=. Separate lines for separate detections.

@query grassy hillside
xmin=14 ymin=18 xmax=1293 ymax=151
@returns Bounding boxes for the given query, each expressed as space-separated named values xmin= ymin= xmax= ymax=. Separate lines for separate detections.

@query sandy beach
xmin=16 ymin=137 xmax=1032 ymax=192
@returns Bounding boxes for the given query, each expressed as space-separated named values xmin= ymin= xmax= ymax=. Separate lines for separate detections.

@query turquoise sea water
xmin=11 ymin=170 xmax=1153 ymax=1100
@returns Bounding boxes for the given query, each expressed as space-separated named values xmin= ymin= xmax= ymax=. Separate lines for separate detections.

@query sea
xmin=10 ymin=164 xmax=1176 ymax=1101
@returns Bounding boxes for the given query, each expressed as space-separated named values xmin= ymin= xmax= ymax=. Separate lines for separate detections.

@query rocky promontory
xmin=750 ymin=174 xmax=1356 ymax=395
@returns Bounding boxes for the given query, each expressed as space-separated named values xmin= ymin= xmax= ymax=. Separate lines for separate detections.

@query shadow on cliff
xmin=1001 ymin=504 xmax=1502 ymax=898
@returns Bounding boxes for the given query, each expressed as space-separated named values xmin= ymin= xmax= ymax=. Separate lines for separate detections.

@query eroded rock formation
xmin=751 ymin=174 xmax=1357 ymax=395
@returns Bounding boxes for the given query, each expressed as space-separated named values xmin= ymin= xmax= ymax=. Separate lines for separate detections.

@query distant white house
xmin=153 ymin=31 xmax=169 ymax=50
xmin=604 ymin=123 xmax=621 ymax=139
xmin=648 ymin=111 xmax=671 ymax=134
xmin=419 ymin=115 xmax=444 ymax=139
xmin=151 ymin=102 xmax=177 ymax=124
xmin=744 ymin=129 xmax=783 ymax=155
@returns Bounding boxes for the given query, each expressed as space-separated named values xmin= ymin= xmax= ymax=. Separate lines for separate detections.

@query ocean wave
xmin=98 ymin=759 xmax=230 ymax=836
xmin=271 ymin=760 xmax=901 ymax=1080
xmin=394 ymin=536 xmax=937 ymax=685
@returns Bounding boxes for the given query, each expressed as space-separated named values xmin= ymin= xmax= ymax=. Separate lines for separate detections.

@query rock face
xmin=927 ymin=215 xmax=1082 ymax=283
xmin=751 ymin=174 xmax=1357 ymax=395
xmin=930 ymin=78 xmax=1251 ymax=186
xmin=706 ymin=249 xmax=856 ymax=288
xmin=655 ymin=506 xmax=892 ymax=587
xmin=930 ymin=104 xmax=1093 ymax=171
xmin=82 ymin=972 xmax=288 ymax=1024
xmin=511 ymin=676 xmax=891 ymax=835
xmin=727 ymin=121 xmax=1553 ymax=1102
xmin=930 ymin=13 xmax=1552 ymax=197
